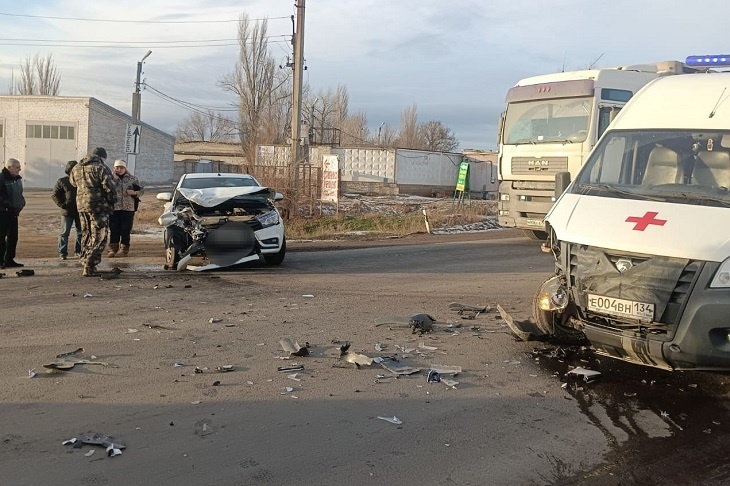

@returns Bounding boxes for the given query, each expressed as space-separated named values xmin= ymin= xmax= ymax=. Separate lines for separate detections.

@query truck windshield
xmin=503 ymin=97 xmax=592 ymax=144
xmin=574 ymin=130 xmax=730 ymax=207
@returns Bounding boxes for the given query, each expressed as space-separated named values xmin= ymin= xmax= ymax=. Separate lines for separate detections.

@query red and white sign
xmin=321 ymin=155 xmax=340 ymax=203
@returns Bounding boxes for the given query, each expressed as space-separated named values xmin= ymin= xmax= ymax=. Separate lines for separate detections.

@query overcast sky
xmin=0 ymin=0 xmax=728 ymax=151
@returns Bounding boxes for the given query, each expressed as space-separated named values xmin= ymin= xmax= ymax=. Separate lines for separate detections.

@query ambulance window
xmin=588 ymin=136 xmax=626 ymax=183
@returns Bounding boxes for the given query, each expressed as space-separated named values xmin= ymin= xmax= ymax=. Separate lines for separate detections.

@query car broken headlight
xmin=158 ymin=212 xmax=179 ymax=227
xmin=711 ymin=258 xmax=730 ymax=288
xmin=256 ymin=210 xmax=280 ymax=228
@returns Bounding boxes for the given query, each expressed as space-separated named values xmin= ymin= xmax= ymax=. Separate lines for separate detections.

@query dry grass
xmin=134 ymin=194 xmax=496 ymax=240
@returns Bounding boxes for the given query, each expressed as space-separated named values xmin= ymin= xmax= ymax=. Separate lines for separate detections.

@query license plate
xmin=526 ymin=219 xmax=543 ymax=227
xmin=587 ymin=294 xmax=654 ymax=321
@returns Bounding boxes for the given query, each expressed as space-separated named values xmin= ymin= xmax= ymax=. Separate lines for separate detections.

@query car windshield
xmin=573 ymin=129 xmax=730 ymax=207
xmin=180 ymin=176 xmax=260 ymax=189
xmin=503 ymin=97 xmax=592 ymax=144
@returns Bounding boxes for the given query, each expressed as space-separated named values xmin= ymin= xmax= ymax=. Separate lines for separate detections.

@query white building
xmin=0 ymin=96 xmax=174 ymax=188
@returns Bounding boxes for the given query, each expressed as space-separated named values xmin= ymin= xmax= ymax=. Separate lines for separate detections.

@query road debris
xmin=28 ymin=369 xmax=37 ymax=378
xmin=208 ymin=318 xmax=222 ymax=323
xmin=379 ymin=358 xmax=421 ymax=375
xmin=216 ymin=365 xmax=234 ymax=372
xmin=497 ymin=304 xmax=547 ymax=341
xmin=63 ymin=433 xmax=126 ymax=457
xmin=277 ymin=364 xmax=304 ymax=373
xmin=429 ymin=364 xmax=462 ymax=376
xmin=409 ymin=314 xmax=436 ymax=334
xmin=280 ymin=337 xmax=310 ymax=357
xmin=427 ymin=370 xmax=441 ymax=383
xmin=377 ymin=415 xmax=403 ymax=425
xmin=43 ymin=347 xmax=109 ymax=370
xmin=441 ymin=378 xmax=459 ymax=388
xmin=16 ymin=269 xmax=34 ymax=277
xmin=566 ymin=366 xmax=601 ymax=383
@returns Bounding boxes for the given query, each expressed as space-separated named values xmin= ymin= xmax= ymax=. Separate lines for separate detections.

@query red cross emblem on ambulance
xmin=625 ymin=211 xmax=667 ymax=231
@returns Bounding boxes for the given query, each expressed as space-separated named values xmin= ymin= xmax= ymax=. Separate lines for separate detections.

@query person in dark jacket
xmin=69 ymin=147 xmax=116 ymax=277
xmin=51 ymin=160 xmax=82 ymax=260
xmin=0 ymin=158 xmax=26 ymax=268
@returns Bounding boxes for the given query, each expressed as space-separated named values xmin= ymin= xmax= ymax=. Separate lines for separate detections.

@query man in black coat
xmin=51 ymin=160 xmax=82 ymax=260
xmin=0 ymin=158 xmax=26 ymax=268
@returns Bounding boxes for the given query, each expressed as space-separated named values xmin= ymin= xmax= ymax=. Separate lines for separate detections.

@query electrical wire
xmin=0 ymin=11 xmax=290 ymax=24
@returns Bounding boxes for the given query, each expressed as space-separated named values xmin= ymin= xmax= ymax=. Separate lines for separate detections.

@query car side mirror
xmin=274 ymin=192 xmax=284 ymax=202
xmin=156 ymin=192 xmax=173 ymax=202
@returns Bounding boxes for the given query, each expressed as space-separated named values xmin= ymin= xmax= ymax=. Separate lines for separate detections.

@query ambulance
xmin=534 ymin=57 xmax=730 ymax=370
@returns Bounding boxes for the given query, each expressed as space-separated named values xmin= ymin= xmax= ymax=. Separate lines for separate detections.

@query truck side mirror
xmin=555 ymin=172 xmax=571 ymax=197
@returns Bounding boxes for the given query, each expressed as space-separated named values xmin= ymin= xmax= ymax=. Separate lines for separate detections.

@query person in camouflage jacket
xmin=69 ymin=147 xmax=117 ymax=276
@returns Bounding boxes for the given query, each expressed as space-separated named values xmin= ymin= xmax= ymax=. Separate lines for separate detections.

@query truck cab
xmin=498 ymin=61 xmax=696 ymax=239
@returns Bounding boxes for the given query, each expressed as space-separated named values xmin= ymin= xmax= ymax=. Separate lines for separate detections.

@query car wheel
xmin=263 ymin=237 xmax=286 ymax=266
xmin=532 ymin=282 xmax=586 ymax=343
xmin=163 ymin=229 xmax=182 ymax=269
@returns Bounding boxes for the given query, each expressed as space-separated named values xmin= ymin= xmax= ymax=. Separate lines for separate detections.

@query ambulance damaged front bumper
xmin=538 ymin=244 xmax=730 ymax=371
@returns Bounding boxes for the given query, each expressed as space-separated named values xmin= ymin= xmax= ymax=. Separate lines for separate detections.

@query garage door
xmin=24 ymin=122 xmax=78 ymax=189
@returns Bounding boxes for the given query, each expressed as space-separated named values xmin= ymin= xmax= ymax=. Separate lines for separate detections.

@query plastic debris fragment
xmin=566 ymin=366 xmax=601 ymax=383
xmin=377 ymin=415 xmax=403 ymax=425
xmin=429 ymin=364 xmax=462 ymax=376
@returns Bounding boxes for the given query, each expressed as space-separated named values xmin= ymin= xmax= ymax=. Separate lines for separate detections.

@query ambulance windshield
xmin=574 ymin=130 xmax=730 ymax=207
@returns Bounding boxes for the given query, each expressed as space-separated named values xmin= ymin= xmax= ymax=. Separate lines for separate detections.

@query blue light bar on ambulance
xmin=685 ymin=55 xmax=730 ymax=67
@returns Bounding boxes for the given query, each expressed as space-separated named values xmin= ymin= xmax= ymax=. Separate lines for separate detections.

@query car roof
xmin=182 ymin=173 xmax=255 ymax=180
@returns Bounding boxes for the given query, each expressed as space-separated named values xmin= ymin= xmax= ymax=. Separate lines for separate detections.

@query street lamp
xmin=378 ymin=121 xmax=385 ymax=146
xmin=132 ymin=50 xmax=152 ymax=123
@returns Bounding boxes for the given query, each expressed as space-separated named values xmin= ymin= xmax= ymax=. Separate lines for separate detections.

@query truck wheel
xmin=523 ymin=230 xmax=548 ymax=241
xmin=532 ymin=284 xmax=586 ymax=343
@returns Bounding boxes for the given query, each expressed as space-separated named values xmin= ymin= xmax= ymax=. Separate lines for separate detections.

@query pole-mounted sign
xmin=125 ymin=124 xmax=141 ymax=154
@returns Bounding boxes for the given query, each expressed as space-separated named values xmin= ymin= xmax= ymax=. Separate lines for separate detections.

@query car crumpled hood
xmin=178 ymin=186 xmax=276 ymax=207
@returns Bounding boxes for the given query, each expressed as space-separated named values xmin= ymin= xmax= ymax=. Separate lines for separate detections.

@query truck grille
xmin=511 ymin=156 xmax=569 ymax=175
xmin=567 ymin=245 xmax=702 ymax=336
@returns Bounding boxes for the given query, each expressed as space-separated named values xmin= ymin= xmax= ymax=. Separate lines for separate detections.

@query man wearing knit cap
xmin=69 ymin=147 xmax=117 ymax=276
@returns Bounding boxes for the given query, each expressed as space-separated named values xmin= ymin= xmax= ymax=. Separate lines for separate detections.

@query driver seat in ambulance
xmin=643 ymin=146 xmax=683 ymax=186
xmin=692 ymin=150 xmax=730 ymax=188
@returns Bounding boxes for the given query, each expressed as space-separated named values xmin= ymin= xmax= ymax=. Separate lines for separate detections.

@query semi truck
xmin=497 ymin=61 xmax=700 ymax=240
xmin=534 ymin=56 xmax=730 ymax=371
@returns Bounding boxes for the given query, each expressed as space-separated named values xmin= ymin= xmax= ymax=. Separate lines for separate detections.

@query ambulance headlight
xmin=711 ymin=259 xmax=730 ymax=288
xmin=537 ymin=276 xmax=568 ymax=311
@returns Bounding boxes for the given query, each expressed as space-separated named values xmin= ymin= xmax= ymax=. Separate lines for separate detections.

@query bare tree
xmin=419 ymin=120 xmax=459 ymax=152
xmin=175 ymin=111 xmax=237 ymax=142
xmin=396 ymin=104 xmax=422 ymax=149
xmin=339 ymin=111 xmax=369 ymax=146
xmin=16 ymin=53 xmax=61 ymax=95
xmin=218 ymin=13 xmax=277 ymax=164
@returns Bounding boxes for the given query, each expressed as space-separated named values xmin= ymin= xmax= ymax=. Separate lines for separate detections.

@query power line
xmin=0 ymin=11 xmax=290 ymax=24
xmin=145 ymin=83 xmax=238 ymax=112
xmin=0 ymin=39 xmax=290 ymax=49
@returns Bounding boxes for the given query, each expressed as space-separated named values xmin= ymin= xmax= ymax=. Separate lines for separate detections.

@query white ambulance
xmin=535 ymin=65 xmax=730 ymax=370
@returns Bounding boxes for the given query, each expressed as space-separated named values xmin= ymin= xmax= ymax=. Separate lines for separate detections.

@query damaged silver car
xmin=156 ymin=173 xmax=286 ymax=271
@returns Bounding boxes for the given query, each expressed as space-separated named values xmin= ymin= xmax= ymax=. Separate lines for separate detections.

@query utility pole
xmin=129 ymin=50 xmax=152 ymax=173
xmin=290 ymin=0 xmax=306 ymax=181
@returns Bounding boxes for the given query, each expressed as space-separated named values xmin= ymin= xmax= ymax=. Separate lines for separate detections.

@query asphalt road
xmin=3 ymin=194 xmax=730 ymax=485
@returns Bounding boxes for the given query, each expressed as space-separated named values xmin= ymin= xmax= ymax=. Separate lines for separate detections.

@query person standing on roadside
xmin=0 ymin=158 xmax=26 ymax=269
xmin=69 ymin=147 xmax=116 ymax=276
xmin=108 ymin=159 xmax=143 ymax=257
xmin=51 ymin=160 xmax=82 ymax=260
